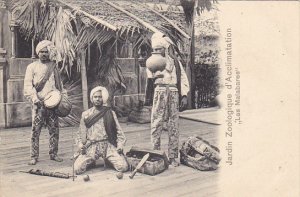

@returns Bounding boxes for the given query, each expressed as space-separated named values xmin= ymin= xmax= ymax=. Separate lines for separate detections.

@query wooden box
xmin=126 ymin=146 xmax=169 ymax=176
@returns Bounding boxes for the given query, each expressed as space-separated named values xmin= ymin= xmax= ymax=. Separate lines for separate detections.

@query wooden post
xmin=31 ymin=38 xmax=35 ymax=58
xmin=190 ymin=22 xmax=196 ymax=109
xmin=9 ymin=23 xmax=17 ymax=59
xmin=186 ymin=1 xmax=197 ymax=110
xmin=115 ymin=34 xmax=118 ymax=58
xmin=87 ymin=42 xmax=90 ymax=66
xmin=0 ymin=11 xmax=3 ymax=49
xmin=81 ymin=51 xmax=89 ymax=110
xmin=0 ymin=10 xmax=6 ymax=57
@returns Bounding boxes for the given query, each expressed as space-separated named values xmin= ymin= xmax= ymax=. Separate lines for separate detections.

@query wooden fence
xmin=193 ymin=63 xmax=219 ymax=108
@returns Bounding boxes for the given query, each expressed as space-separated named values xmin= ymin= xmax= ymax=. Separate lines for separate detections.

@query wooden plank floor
xmin=0 ymin=116 xmax=220 ymax=197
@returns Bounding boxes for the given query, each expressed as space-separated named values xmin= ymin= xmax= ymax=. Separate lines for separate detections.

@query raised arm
xmin=179 ymin=61 xmax=190 ymax=97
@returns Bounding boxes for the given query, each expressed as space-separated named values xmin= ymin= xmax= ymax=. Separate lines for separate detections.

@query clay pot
xmin=146 ymin=52 xmax=167 ymax=72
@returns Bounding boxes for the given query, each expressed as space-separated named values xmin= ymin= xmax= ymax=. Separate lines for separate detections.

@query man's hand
xmin=35 ymin=100 xmax=44 ymax=108
xmin=116 ymin=146 xmax=123 ymax=154
xmin=144 ymin=99 xmax=152 ymax=106
xmin=79 ymin=143 xmax=86 ymax=155
xmin=154 ymin=71 xmax=164 ymax=78
xmin=180 ymin=96 xmax=188 ymax=111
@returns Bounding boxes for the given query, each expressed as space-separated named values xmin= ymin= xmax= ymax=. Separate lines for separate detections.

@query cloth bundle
xmin=180 ymin=136 xmax=221 ymax=171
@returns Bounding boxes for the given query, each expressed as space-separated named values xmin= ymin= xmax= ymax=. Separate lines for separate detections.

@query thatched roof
xmin=60 ymin=0 xmax=143 ymax=31
xmin=57 ymin=0 xmax=190 ymax=40
xmin=0 ymin=0 xmax=6 ymax=8
xmin=6 ymin=0 xmax=193 ymax=86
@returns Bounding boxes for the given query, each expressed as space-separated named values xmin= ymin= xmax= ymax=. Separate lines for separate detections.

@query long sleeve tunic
xmin=77 ymin=107 xmax=126 ymax=149
xmin=24 ymin=60 xmax=66 ymax=103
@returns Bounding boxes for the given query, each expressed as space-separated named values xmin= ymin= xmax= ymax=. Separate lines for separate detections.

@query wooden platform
xmin=0 ymin=116 xmax=220 ymax=197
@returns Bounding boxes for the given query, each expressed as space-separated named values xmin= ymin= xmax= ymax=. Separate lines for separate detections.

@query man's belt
xmin=87 ymin=139 xmax=108 ymax=144
xmin=84 ymin=139 xmax=109 ymax=150
xmin=155 ymin=84 xmax=177 ymax=88
xmin=74 ymin=139 xmax=109 ymax=158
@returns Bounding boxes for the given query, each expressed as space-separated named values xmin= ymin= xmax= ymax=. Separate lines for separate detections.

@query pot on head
xmin=146 ymin=52 xmax=167 ymax=73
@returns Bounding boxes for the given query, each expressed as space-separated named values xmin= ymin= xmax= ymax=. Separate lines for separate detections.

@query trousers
xmin=74 ymin=142 xmax=128 ymax=175
xmin=31 ymin=105 xmax=59 ymax=159
xmin=151 ymin=86 xmax=179 ymax=159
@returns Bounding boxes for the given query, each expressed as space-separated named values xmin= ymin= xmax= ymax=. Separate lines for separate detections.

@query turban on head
xmin=151 ymin=32 xmax=174 ymax=49
xmin=90 ymin=86 xmax=109 ymax=105
xmin=35 ymin=40 xmax=53 ymax=55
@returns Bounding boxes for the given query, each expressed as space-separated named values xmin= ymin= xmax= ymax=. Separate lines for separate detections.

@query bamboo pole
xmin=31 ymin=38 xmax=35 ymax=58
xmin=190 ymin=21 xmax=195 ymax=109
xmin=190 ymin=0 xmax=198 ymax=109
xmin=9 ymin=23 xmax=17 ymax=58
xmin=103 ymin=0 xmax=161 ymax=34
xmin=87 ymin=42 xmax=90 ymax=66
xmin=138 ymin=3 xmax=191 ymax=40
xmin=0 ymin=12 xmax=3 ymax=49
xmin=81 ymin=51 xmax=89 ymax=110
xmin=56 ymin=0 xmax=117 ymax=31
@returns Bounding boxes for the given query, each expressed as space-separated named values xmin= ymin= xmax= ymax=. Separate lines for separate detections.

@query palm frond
xmin=180 ymin=0 xmax=217 ymax=25
xmin=59 ymin=79 xmax=83 ymax=127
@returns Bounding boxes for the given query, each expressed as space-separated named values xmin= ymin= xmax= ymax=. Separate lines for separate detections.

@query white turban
xmin=90 ymin=86 xmax=109 ymax=105
xmin=35 ymin=40 xmax=53 ymax=55
xmin=151 ymin=32 xmax=173 ymax=49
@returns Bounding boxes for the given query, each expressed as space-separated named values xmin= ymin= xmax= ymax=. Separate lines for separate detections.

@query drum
xmin=43 ymin=90 xmax=72 ymax=117
xmin=43 ymin=90 xmax=61 ymax=109
xmin=55 ymin=94 xmax=72 ymax=117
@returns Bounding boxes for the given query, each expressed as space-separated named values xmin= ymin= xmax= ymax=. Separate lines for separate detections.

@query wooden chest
xmin=126 ymin=146 xmax=169 ymax=176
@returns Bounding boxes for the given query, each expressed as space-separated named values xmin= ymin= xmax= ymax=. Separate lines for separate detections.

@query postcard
xmin=0 ymin=0 xmax=299 ymax=196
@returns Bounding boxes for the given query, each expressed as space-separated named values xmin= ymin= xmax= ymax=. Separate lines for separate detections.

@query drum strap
xmin=53 ymin=66 xmax=63 ymax=91
xmin=35 ymin=62 xmax=62 ymax=92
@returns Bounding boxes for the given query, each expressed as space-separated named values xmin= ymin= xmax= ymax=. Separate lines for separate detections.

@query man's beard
xmin=93 ymin=101 xmax=103 ymax=108
xmin=40 ymin=56 xmax=50 ymax=62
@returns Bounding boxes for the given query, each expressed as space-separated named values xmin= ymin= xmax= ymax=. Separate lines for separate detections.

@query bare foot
xmin=28 ymin=158 xmax=37 ymax=165
xmin=50 ymin=155 xmax=63 ymax=162
xmin=169 ymin=158 xmax=180 ymax=167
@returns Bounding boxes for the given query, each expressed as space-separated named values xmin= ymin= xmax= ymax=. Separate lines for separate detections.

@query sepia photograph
xmin=0 ymin=0 xmax=299 ymax=196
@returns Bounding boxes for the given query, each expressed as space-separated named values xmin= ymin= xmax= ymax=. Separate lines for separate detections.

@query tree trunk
xmin=81 ymin=51 xmax=89 ymax=110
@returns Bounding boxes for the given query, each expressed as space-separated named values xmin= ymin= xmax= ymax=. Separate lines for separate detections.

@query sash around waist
xmin=155 ymin=84 xmax=177 ymax=88
xmin=87 ymin=139 xmax=108 ymax=144
xmin=155 ymin=84 xmax=178 ymax=92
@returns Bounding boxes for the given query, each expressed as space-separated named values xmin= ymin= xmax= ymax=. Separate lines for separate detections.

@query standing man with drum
xmin=24 ymin=40 xmax=67 ymax=165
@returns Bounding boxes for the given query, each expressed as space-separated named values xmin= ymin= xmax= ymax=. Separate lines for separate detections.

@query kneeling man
xmin=74 ymin=86 xmax=128 ymax=174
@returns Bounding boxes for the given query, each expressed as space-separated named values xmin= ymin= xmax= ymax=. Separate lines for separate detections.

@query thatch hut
xmin=0 ymin=0 xmax=191 ymax=127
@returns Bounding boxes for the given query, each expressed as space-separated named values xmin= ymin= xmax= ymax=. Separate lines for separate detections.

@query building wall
xmin=0 ymin=7 xmax=10 ymax=127
xmin=0 ymin=7 xmax=35 ymax=128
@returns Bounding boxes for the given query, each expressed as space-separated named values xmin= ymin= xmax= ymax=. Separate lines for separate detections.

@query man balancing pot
xmin=24 ymin=40 xmax=69 ymax=165
xmin=73 ymin=86 xmax=128 ymax=175
xmin=145 ymin=32 xmax=190 ymax=167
